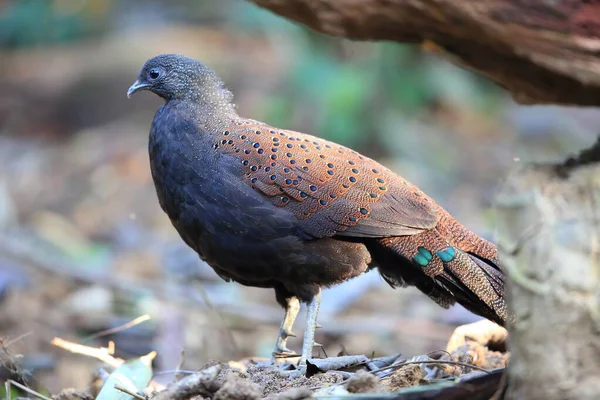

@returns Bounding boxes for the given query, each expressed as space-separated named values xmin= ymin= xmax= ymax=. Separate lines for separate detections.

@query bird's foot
xmin=277 ymin=364 xmax=307 ymax=380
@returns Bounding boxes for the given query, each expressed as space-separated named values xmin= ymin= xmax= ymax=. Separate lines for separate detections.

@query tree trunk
xmin=495 ymin=141 xmax=600 ymax=399
xmin=249 ymin=0 xmax=600 ymax=106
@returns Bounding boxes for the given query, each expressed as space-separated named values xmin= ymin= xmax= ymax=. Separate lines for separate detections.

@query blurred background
xmin=0 ymin=0 xmax=598 ymax=394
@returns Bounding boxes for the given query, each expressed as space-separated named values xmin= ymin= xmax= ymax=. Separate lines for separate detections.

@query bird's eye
xmin=148 ymin=68 xmax=161 ymax=80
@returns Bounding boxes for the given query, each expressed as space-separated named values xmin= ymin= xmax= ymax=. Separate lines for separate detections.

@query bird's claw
xmin=282 ymin=328 xmax=296 ymax=338
xmin=278 ymin=365 xmax=307 ymax=380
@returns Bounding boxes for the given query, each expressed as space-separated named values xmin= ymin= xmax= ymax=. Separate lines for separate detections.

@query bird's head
xmin=127 ymin=54 xmax=233 ymax=105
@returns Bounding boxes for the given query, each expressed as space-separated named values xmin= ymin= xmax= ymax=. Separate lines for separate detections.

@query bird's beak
xmin=127 ymin=80 xmax=149 ymax=98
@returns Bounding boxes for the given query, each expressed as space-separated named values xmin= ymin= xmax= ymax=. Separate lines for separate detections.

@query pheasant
xmin=127 ymin=54 xmax=506 ymax=366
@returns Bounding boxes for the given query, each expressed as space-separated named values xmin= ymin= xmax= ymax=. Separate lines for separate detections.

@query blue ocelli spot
xmin=436 ymin=247 xmax=456 ymax=263
xmin=417 ymin=247 xmax=433 ymax=261
xmin=412 ymin=254 xmax=429 ymax=267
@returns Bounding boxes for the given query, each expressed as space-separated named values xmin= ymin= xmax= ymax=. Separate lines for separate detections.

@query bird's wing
xmin=219 ymin=120 xmax=439 ymax=238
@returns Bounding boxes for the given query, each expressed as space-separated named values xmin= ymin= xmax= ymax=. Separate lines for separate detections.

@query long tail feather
xmin=369 ymin=229 xmax=507 ymax=326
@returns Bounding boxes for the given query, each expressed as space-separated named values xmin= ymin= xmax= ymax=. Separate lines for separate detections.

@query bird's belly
xmin=149 ymin=146 xmax=371 ymax=292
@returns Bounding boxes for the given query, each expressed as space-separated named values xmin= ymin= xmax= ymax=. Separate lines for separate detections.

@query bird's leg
xmin=272 ymin=296 xmax=300 ymax=357
xmin=299 ymin=288 xmax=322 ymax=366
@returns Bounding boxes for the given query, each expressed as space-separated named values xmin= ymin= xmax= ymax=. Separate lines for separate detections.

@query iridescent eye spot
xmin=270 ymin=130 xmax=275 ymax=134
xmin=301 ymin=144 xmax=307 ymax=149
xmin=280 ymin=132 xmax=286 ymax=136
xmin=258 ymin=149 xmax=264 ymax=154
xmin=325 ymin=144 xmax=332 ymax=149
xmin=271 ymin=148 xmax=277 ymax=153
xmin=253 ymin=143 xmax=260 ymax=148
xmin=312 ymin=141 xmax=319 ymax=145
xmin=287 ymin=144 xmax=293 ymax=148
xmin=351 ymin=168 xmax=359 ymax=174
xmin=281 ymin=196 xmax=289 ymax=203
xmin=349 ymin=177 xmax=357 ymax=183
xmin=319 ymin=155 xmax=325 ymax=159
xmin=265 ymin=167 xmax=271 ymax=172
xmin=370 ymin=193 xmax=378 ymax=198
xmin=414 ymin=192 xmax=421 ymax=197
xmin=320 ymin=200 xmax=327 ymax=205
xmin=273 ymin=137 xmax=279 ymax=142
xmin=377 ymin=178 xmax=385 ymax=183
xmin=228 ymin=140 xmax=233 ymax=144
xmin=242 ymin=160 xmax=249 ymax=166
xmin=302 ymin=166 xmax=308 ymax=171
xmin=342 ymin=184 xmax=349 ymax=189
xmin=286 ymin=153 xmax=292 ymax=157
xmin=271 ymin=155 xmax=277 ymax=160
xmin=290 ymin=160 xmax=296 ymax=164
xmin=274 ymin=142 xmax=280 ymax=146
xmin=285 ymin=179 xmax=292 ymax=184
xmin=372 ymin=169 xmax=379 ymax=173
xmin=348 ymin=160 xmax=355 ymax=165
xmin=241 ymin=135 xmax=247 ymax=139
xmin=284 ymin=168 xmax=290 ymax=173
xmin=309 ymin=185 xmax=317 ymax=191
xmin=244 ymin=149 xmax=251 ymax=154
xmin=289 ymin=137 xmax=295 ymax=141
xmin=251 ymin=178 xmax=257 ymax=183
xmin=349 ymin=217 xmax=356 ymax=222
xmin=300 ymin=192 xmax=307 ymax=198
xmin=351 ymin=151 xmax=357 ymax=155
xmin=306 ymin=159 xmax=311 ymax=163
xmin=297 ymin=176 xmax=302 ymax=182
xmin=255 ymin=130 xmax=261 ymax=134
xmin=330 ymin=194 xmax=337 ymax=199
xmin=316 ymin=146 xmax=322 ymax=150
xmin=271 ymin=162 xmax=276 ymax=167
xmin=327 ymin=163 xmax=334 ymax=168
xmin=251 ymin=166 xmax=257 ymax=171
xmin=224 ymin=131 xmax=230 ymax=135
xmin=221 ymin=140 xmax=227 ymax=144
xmin=360 ymin=208 xmax=368 ymax=215
xmin=327 ymin=170 xmax=334 ymax=175
xmin=379 ymin=186 xmax=387 ymax=191
xmin=270 ymin=175 xmax=276 ymax=180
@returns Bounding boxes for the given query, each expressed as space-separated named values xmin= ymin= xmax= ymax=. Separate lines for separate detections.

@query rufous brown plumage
xmin=128 ymin=54 xmax=506 ymax=366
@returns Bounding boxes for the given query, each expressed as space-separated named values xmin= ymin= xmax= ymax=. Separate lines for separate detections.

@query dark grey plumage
xmin=128 ymin=54 xmax=506 ymax=365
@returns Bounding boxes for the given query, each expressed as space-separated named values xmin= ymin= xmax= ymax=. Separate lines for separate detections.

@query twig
xmin=371 ymin=359 xmax=490 ymax=375
xmin=309 ymin=359 xmax=491 ymax=390
xmin=6 ymin=380 xmax=52 ymax=400
xmin=51 ymin=337 xmax=123 ymax=368
xmin=192 ymin=282 xmax=239 ymax=356
xmin=5 ymin=380 xmax=10 ymax=400
xmin=175 ymin=349 xmax=186 ymax=381
xmin=83 ymin=314 xmax=151 ymax=342
xmin=3 ymin=332 xmax=33 ymax=348
xmin=114 ymin=384 xmax=147 ymax=400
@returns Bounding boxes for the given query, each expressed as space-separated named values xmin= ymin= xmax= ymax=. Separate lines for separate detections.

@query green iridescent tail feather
xmin=370 ymin=228 xmax=507 ymax=326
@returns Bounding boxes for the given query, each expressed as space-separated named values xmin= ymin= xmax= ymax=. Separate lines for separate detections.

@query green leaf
xmin=96 ymin=352 xmax=156 ymax=400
